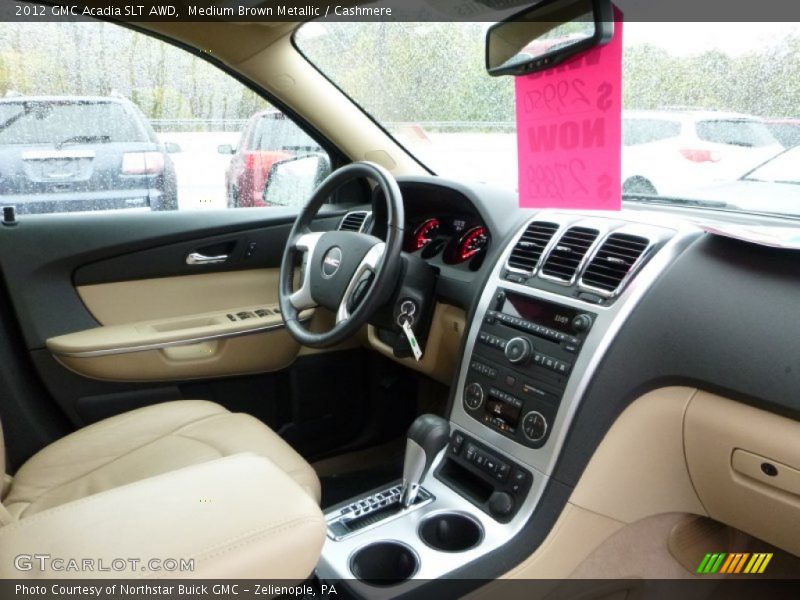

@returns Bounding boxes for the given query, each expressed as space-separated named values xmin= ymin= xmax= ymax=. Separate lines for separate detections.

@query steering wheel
xmin=279 ymin=161 xmax=404 ymax=348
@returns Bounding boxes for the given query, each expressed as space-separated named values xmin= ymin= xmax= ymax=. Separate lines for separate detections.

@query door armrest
xmin=47 ymin=304 xmax=312 ymax=358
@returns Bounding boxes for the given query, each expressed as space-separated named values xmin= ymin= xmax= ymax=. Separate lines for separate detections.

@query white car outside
xmin=622 ymin=110 xmax=784 ymax=196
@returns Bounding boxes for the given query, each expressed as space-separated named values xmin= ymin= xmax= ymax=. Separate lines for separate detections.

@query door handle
xmin=186 ymin=252 xmax=229 ymax=265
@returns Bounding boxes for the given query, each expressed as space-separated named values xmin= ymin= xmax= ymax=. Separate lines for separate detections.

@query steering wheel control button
xmin=522 ymin=411 xmax=548 ymax=442
xmin=464 ymin=383 xmax=485 ymax=411
xmin=321 ymin=246 xmax=343 ymax=278
xmin=504 ymin=336 xmax=532 ymax=364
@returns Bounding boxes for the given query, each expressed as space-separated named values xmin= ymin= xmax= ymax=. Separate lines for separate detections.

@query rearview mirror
xmin=163 ymin=142 xmax=182 ymax=154
xmin=486 ymin=0 xmax=613 ymax=77
xmin=217 ymin=144 xmax=234 ymax=155
xmin=263 ymin=153 xmax=331 ymax=207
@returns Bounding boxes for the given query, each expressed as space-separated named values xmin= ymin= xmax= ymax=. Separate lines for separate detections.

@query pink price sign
xmin=515 ymin=10 xmax=623 ymax=210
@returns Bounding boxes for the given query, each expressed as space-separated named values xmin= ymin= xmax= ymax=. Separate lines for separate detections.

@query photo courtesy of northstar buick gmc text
xmin=0 ymin=0 xmax=798 ymax=599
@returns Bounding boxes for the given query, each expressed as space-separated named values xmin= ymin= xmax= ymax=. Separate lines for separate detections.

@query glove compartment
xmin=684 ymin=391 xmax=800 ymax=556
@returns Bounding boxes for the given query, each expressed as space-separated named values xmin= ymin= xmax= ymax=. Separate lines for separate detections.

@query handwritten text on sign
xmin=515 ymin=16 xmax=623 ymax=210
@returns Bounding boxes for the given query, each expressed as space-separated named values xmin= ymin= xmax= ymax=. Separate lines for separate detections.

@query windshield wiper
xmin=623 ymin=194 xmax=731 ymax=209
xmin=0 ymin=109 xmax=29 ymax=133
xmin=56 ymin=135 xmax=111 ymax=149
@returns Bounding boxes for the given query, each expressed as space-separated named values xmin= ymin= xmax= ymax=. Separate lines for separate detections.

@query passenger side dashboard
xmin=448 ymin=205 xmax=800 ymax=582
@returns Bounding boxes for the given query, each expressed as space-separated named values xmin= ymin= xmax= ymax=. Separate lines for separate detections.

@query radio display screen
xmin=501 ymin=292 xmax=579 ymax=333
xmin=486 ymin=397 xmax=522 ymax=426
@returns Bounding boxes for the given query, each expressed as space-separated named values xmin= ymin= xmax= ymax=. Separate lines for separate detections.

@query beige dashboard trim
xmin=570 ymin=386 xmax=706 ymax=523
xmin=472 ymin=386 xmax=800 ymax=585
xmin=685 ymin=390 xmax=800 ymax=556
xmin=482 ymin=387 xmax=705 ymax=585
xmin=367 ymin=303 xmax=466 ymax=385
xmin=502 ymin=503 xmax=625 ymax=581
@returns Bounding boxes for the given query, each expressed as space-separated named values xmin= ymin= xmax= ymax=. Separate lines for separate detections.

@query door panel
xmin=0 ymin=208 xmax=341 ymax=349
xmin=0 ymin=206 xmax=395 ymax=469
xmin=49 ymin=305 xmax=309 ymax=382
xmin=53 ymin=269 xmax=312 ymax=382
xmin=77 ymin=268 xmax=281 ymax=325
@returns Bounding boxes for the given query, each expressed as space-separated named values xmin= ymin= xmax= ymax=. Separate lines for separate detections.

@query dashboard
xmin=334 ymin=175 xmax=800 ymax=586
xmin=370 ymin=179 xmax=493 ymax=274
xmin=404 ymin=214 xmax=489 ymax=268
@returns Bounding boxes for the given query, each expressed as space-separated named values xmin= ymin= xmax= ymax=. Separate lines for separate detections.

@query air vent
xmin=339 ymin=211 xmax=370 ymax=232
xmin=540 ymin=226 xmax=599 ymax=283
xmin=506 ymin=221 xmax=560 ymax=275
xmin=581 ymin=233 xmax=651 ymax=294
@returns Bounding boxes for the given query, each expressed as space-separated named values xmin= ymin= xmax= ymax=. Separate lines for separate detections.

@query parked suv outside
xmin=220 ymin=109 xmax=322 ymax=207
xmin=0 ymin=96 xmax=178 ymax=213
xmin=622 ymin=109 xmax=783 ymax=196
xmin=763 ymin=118 xmax=800 ymax=149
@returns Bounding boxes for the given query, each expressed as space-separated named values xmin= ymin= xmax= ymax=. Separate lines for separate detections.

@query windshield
xmin=745 ymin=147 xmax=800 ymax=185
xmin=296 ymin=21 xmax=800 ymax=218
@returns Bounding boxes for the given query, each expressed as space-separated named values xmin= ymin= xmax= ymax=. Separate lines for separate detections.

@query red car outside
xmin=221 ymin=110 xmax=321 ymax=207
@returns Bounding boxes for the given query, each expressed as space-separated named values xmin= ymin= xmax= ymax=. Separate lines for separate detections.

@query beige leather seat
xmin=0 ymin=400 xmax=326 ymax=579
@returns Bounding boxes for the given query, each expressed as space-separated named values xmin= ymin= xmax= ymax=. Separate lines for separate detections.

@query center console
xmin=317 ymin=212 xmax=686 ymax=596
xmin=464 ymin=290 xmax=595 ymax=449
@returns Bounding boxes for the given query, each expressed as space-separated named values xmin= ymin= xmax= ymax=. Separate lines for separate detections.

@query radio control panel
xmin=463 ymin=288 xmax=596 ymax=448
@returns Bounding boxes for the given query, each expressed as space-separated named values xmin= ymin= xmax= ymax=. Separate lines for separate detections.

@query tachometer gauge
xmin=407 ymin=218 xmax=441 ymax=251
xmin=446 ymin=226 xmax=489 ymax=265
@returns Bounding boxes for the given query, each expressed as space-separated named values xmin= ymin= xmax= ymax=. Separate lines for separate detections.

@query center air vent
xmin=506 ymin=221 xmax=560 ymax=275
xmin=540 ymin=226 xmax=599 ymax=283
xmin=339 ymin=211 xmax=371 ymax=232
xmin=581 ymin=233 xmax=651 ymax=295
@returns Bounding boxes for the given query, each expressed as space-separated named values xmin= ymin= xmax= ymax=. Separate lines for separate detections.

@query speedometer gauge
xmin=446 ymin=226 xmax=489 ymax=266
xmin=407 ymin=218 xmax=440 ymax=251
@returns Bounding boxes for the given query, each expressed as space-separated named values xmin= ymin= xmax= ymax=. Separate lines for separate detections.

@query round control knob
xmin=521 ymin=411 xmax=548 ymax=442
xmin=504 ymin=336 xmax=532 ymax=364
xmin=463 ymin=383 xmax=485 ymax=411
xmin=571 ymin=313 xmax=593 ymax=333
xmin=488 ymin=491 xmax=515 ymax=517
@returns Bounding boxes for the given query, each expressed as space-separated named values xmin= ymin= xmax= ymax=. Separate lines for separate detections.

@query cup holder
xmin=350 ymin=541 xmax=419 ymax=586
xmin=418 ymin=512 xmax=483 ymax=552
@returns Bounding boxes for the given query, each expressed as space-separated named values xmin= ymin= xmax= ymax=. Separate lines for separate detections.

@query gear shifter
xmin=400 ymin=414 xmax=450 ymax=508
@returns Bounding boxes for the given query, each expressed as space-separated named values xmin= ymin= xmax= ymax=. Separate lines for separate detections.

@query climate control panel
xmin=463 ymin=289 xmax=595 ymax=448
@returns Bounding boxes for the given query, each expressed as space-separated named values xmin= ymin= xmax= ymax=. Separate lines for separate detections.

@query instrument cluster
xmin=404 ymin=215 xmax=490 ymax=269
